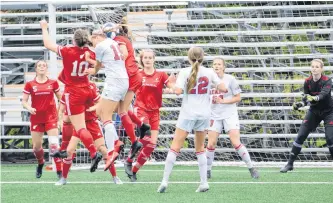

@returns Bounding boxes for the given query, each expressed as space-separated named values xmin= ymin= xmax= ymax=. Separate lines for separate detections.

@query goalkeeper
xmin=281 ymin=59 xmax=333 ymax=172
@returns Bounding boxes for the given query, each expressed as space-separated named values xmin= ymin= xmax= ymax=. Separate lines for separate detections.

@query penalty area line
xmin=1 ymin=181 xmax=333 ymax=184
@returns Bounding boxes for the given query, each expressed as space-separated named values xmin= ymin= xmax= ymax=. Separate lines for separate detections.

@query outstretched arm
xmin=40 ymin=20 xmax=58 ymax=53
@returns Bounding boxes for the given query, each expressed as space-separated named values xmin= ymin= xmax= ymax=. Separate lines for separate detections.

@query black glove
xmin=292 ymin=102 xmax=304 ymax=111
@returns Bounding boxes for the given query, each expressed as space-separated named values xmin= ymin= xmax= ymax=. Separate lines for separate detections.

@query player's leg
xmin=323 ymin=110 xmax=333 ymax=159
xmin=206 ymin=119 xmax=222 ymax=179
xmin=31 ymin=126 xmax=45 ymax=178
xmin=55 ymin=135 xmax=80 ymax=186
xmin=281 ymin=110 xmax=321 ymax=172
xmin=158 ymin=119 xmax=190 ymax=193
xmin=63 ymin=90 xmax=102 ymax=172
xmin=225 ymin=115 xmax=259 ymax=179
xmin=193 ymin=120 xmax=209 ymax=192
xmin=46 ymin=124 xmax=62 ymax=179
xmin=118 ymin=91 xmax=143 ymax=158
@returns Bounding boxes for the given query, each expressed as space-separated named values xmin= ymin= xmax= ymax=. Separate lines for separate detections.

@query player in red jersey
xmin=124 ymin=49 xmax=176 ymax=182
xmin=56 ymin=82 xmax=124 ymax=185
xmin=40 ymin=20 xmax=102 ymax=176
xmin=106 ymin=20 xmax=151 ymax=154
xmin=22 ymin=60 xmax=62 ymax=179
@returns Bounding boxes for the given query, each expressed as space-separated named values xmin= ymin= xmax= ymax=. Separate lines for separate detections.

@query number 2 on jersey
xmin=189 ymin=76 xmax=209 ymax=94
xmin=71 ymin=61 xmax=89 ymax=76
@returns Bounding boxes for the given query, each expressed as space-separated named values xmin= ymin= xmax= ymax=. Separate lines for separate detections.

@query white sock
xmin=235 ymin=144 xmax=253 ymax=168
xmin=162 ymin=149 xmax=178 ymax=183
xmin=48 ymin=136 xmax=60 ymax=172
xmin=103 ymin=122 xmax=117 ymax=153
xmin=206 ymin=147 xmax=215 ymax=171
xmin=196 ymin=151 xmax=207 ymax=185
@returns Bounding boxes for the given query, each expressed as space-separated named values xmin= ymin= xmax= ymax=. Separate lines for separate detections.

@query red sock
xmin=139 ymin=135 xmax=151 ymax=148
xmin=60 ymin=122 xmax=73 ymax=151
xmin=50 ymin=143 xmax=62 ymax=172
xmin=78 ymin=128 xmax=97 ymax=159
xmin=62 ymin=158 xmax=72 ymax=179
xmin=128 ymin=110 xmax=143 ymax=127
xmin=33 ymin=148 xmax=45 ymax=165
xmin=132 ymin=144 xmax=156 ymax=173
xmin=120 ymin=113 xmax=137 ymax=144
xmin=109 ymin=163 xmax=117 ymax=177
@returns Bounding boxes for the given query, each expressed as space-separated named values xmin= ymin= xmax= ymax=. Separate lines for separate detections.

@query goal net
xmin=54 ymin=1 xmax=333 ymax=168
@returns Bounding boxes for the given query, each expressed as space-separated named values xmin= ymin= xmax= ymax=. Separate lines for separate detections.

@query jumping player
xmin=281 ymin=59 xmax=333 ymax=172
xmin=124 ymin=49 xmax=176 ymax=182
xmin=22 ymin=60 xmax=62 ymax=179
xmin=206 ymin=58 xmax=259 ymax=179
xmin=40 ymin=20 xmax=102 ymax=174
xmin=157 ymin=47 xmax=227 ymax=193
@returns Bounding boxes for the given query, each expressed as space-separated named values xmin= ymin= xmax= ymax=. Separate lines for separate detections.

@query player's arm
xmin=40 ymin=20 xmax=58 ymax=53
xmin=217 ymin=78 xmax=241 ymax=104
xmin=170 ymin=71 xmax=185 ymax=95
xmin=84 ymin=51 xmax=102 ymax=75
xmin=119 ymin=44 xmax=129 ymax=60
xmin=293 ymin=80 xmax=309 ymax=110
xmin=22 ymin=93 xmax=36 ymax=115
xmin=212 ymin=71 xmax=227 ymax=93
xmin=307 ymin=78 xmax=332 ymax=102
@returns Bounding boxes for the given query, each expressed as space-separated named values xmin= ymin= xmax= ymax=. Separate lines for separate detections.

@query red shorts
xmin=73 ymin=119 xmax=103 ymax=141
xmin=135 ymin=107 xmax=160 ymax=130
xmin=61 ymin=86 xmax=92 ymax=115
xmin=129 ymin=72 xmax=142 ymax=92
xmin=30 ymin=120 xmax=58 ymax=132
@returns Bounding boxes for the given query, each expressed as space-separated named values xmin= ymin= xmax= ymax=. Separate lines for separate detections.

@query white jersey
xmin=176 ymin=66 xmax=221 ymax=120
xmin=210 ymin=73 xmax=241 ymax=119
xmin=95 ymin=38 xmax=128 ymax=79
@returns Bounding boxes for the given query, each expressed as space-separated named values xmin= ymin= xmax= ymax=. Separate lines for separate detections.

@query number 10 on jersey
xmin=71 ymin=61 xmax=89 ymax=76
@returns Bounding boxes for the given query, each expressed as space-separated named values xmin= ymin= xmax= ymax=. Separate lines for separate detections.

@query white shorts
xmin=101 ymin=78 xmax=129 ymax=102
xmin=176 ymin=118 xmax=209 ymax=133
xmin=209 ymin=113 xmax=240 ymax=133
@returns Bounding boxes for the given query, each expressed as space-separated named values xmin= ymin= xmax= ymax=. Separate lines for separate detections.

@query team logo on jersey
xmin=33 ymin=86 xmax=37 ymax=92
xmin=33 ymin=125 xmax=38 ymax=129
xmin=47 ymin=85 xmax=52 ymax=89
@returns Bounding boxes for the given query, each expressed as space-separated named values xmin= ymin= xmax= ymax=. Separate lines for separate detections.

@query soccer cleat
xmin=280 ymin=164 xmax=294 ymax=173
xmin=56 ymin=171 xmax=62 ymax=180
xmin=112 ymin=176 xmax=123 ymax=185
xmin=129 ymin=140 xmax=143 ymax=160
xmin=139 ymin=123 xmax=151 ymax=139
xmin=104 ymin=151 xmax=119 ymax=171
xmin=55 ymin=177 xmax=67 ymax=186
xmin=130 ymin=172 xmax=137 ymax=182
xmin=124 ymin=160 xmax=133 ymax=177
xmin=195 ymin=183 xmax=209 ymax=192
xmin=249 ymin=168 xmax=260 ymax=179
xmin=157 ymin=182 xmax=168 ymax=193
xmin=36 ymin=163 xmax=44 ymax=179
xmin=50 ymin=150 xmax=67 ymax=159
xmin=90 ymin=152 xmax=102 ymax=173
xmin=207 ymin=170 xmax=212 ymax=179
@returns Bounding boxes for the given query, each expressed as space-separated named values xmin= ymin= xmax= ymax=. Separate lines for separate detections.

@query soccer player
xmin=105 ymin=20 xmax=150 ymax=156
xmin=56 ymin=82 xmax=124 ymax=185
xmin=280 ymin=59 xmax=333 ymax=172
xmin=40 ymin=20 xmax=102 ymax=174
xmin=206 ymin=58 xmax=259 ymax=179
xmin=124 ymin=49 xmax=176 ymax=182
xmin=22 ymin=60 xmax=62 ymax=179
xmin=157 ymin=47 xmax=227 ymax=193
xmin=85 ymin=27 xmax=131 ymax=170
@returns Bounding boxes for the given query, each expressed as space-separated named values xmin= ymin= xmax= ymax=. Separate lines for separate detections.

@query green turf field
xmin=1 ymin=164 xmax=333 ymax=203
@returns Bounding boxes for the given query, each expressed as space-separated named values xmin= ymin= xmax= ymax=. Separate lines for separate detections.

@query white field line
xmin=1 ymin=181 xmax=333 ymax=184
xmin=1 ymin=169 xmax=333 ymax=173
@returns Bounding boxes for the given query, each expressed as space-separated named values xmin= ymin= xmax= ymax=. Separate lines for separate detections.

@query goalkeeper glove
xmin=304 ymin=94 xmax=319 ymax=102
xmin=292 ymin=102 xmax=304 ymax=111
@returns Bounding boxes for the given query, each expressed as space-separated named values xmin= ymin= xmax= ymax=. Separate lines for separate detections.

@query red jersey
xmin=23 ymin=78 xmax=60 ymax=123
xmin=85 ymin=82 xmax=100 ymax=121
xmin=57 ymin=45 xmax=96 ymax=87
xmin=134 ymin=70 xmax=169 ymax=111
xmin=114 ymin=36 xmax=139 ymax=77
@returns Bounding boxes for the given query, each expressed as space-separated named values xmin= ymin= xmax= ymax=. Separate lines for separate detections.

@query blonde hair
xmin=311 ymin=59 xmax=324 ymax=68
xmin=139 ymin=49 xmax=155 ymax=68
xmin=187 ymin=47 xmax=204 ymax=93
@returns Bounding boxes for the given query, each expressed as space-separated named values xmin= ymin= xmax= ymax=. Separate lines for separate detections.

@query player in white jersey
xmin=85 ymin=27 xmax=129 ymax=171
xmin=157 ymin=47 xmax=227 ymax=193
xmin=206 ymin=58 xmax=259 ymax=179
